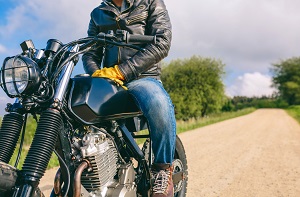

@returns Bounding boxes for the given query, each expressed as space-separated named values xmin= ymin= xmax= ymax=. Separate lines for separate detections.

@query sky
xmin=0 ymin=0 xmax=300 ymax=114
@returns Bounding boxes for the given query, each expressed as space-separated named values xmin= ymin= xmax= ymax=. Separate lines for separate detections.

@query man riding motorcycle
xmin=82 ymin=0 xmax=175 ymax=196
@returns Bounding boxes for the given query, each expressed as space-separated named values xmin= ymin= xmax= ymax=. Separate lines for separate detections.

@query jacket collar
xmin=101 ymin=0 xmax=133 ymax=14
xmin=102 ymin=0 xmax=133 ymax=9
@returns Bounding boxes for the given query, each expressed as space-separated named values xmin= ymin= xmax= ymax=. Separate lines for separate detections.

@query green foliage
xmin=221 ymin=97 xmax=235 ymax=112
xmin=161 ymin=56 xmax=226 ymax=120
xmin=23 ymin=115 xmax=38 ymax=144
xmin=271 ymin=57 xmax=300 ymax=105
xmin=285 ymin=105 xmax=300 ymax=124
xmin=227 ymin=96 xmax=289 ymax=110
xmin=9 ymin=148 xmax=28 ymax=169
xmin=47 ymin=153 xmax=60 ymax=169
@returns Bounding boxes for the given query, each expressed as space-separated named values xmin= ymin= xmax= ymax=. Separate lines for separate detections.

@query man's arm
xmin=118 ymin=0 xmax=172 ymax=82
xmin=82 ymin=16 xmax=104 ymax=75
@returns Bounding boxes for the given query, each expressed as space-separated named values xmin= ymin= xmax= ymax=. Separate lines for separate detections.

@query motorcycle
xmin=0 ymin=30 xmax=188 ymax=197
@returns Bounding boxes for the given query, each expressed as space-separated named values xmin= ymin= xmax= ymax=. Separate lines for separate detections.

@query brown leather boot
xmin=151 ymin=163 xmax=174 ymax=197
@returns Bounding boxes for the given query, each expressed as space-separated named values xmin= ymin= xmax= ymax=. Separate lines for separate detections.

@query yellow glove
xmin=92 ymin=65 xmax=127 ymax=89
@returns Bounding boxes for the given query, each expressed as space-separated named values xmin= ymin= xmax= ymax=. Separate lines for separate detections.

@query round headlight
xmin=0 ymin=56 xmax=41 ymax=97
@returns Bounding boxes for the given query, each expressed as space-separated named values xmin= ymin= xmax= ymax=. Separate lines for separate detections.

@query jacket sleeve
xmin=82 ymin=15 xmax=103 ymax=75
xmin=118 ymin=0 xmax=172 ymax=82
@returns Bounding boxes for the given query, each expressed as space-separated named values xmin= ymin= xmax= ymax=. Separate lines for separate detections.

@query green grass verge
xmin=135 ymin=107 xmax=256 ymax=145
xmin=176 ymin=108 xmax=256 ymax=134
xmin=285 ymin=105 xmax=300 ymax=124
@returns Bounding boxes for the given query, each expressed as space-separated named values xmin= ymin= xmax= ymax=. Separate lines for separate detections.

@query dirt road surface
xmin=40 ymin=109 xmax=300 ymax=196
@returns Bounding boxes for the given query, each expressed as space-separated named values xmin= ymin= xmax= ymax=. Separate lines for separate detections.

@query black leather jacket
xmin=82 ymin=0 xmax=172 ymax=82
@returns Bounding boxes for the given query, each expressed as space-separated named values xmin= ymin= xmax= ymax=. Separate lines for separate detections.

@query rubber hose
xmin=0 ymin=113 xmax=23 ymax=163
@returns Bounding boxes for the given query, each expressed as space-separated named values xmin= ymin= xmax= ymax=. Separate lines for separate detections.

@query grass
xmin=285 ymin=105 xmax=300 ymax=123
xmin=135 ymin=107 xmax=256 ymax=145
xmin=176 ymin=108 xmax=256 ymax=134
xmin=9 ymin=148 xmax=28 ymax=169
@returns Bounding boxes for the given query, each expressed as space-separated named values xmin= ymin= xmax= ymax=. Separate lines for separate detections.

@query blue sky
xmin=1 ymin=0 xmax=300 ymax=115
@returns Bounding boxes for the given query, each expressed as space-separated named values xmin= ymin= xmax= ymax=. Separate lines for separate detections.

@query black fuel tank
xmin=68 ymin=75 xmax=141 ymax=124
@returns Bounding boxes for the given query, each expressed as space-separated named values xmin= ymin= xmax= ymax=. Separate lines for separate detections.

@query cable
xmin=14 ymin=113 xmax=27 ymax=168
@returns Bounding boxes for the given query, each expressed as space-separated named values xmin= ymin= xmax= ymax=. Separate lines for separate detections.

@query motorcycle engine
xmin=72 ymin=127 xmax=136 ymax=197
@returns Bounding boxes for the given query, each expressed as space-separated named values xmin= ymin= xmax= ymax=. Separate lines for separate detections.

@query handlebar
xmin=79 ymin=30 xmax=156 ymax=52
xmin=15 ymin=30 xmax=157 ymax=86
xmin=116 ymin=30 xmax=156 ymax=44
xmin=126 ymin=34 xmax=156 ymax=44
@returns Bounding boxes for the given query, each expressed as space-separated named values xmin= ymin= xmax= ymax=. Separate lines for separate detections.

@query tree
xmin=271 ymin=57 xmax=300 ymax=105
xmin=161 ymin=56 xmax=226 ymax=120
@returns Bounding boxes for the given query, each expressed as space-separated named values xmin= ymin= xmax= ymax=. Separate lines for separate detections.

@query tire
xmin=0 ymin=162 xmax=17 ymax=195
xmin=173 ymin=135 xmax=188 ymax=197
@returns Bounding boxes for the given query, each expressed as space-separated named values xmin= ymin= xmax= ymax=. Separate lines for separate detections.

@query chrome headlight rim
xmin=0 ymin=55 xmax=41 ymax=98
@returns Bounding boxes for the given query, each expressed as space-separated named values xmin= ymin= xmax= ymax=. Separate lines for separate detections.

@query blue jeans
xmin=126 ymin=77 xmax=176 ymax=164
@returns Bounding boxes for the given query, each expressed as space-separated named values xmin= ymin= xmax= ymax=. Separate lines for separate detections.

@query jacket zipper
xmin=116 ymin=15 xmax=122 ymax=64
xmin=115 ymin=4 xmax=133 ymax=65
xmin=102 ymin=1 xmax=138 ymax=65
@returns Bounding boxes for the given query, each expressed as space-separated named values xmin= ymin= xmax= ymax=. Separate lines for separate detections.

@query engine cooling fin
xmin=80 ymin=140 xmax=119 ymax=192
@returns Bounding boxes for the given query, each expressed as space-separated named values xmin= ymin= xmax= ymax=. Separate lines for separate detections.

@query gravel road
xmin=40 ymin=109 xmax=300 ymax=196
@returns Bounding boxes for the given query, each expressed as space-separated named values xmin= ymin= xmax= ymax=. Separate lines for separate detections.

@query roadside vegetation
xmin=270 ymin=57 xmax=300 ymax=124
xmin=176 ymin=108 xmax=255 ymax=134
xmin=285 ymin=105 xmax=300 ymax=123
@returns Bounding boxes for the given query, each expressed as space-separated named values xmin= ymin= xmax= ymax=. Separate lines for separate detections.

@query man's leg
xmin=127 ymin=77 xmax=176 ymax=197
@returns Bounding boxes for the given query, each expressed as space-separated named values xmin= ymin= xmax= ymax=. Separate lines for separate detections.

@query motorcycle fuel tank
xmin=68 ymin=75 xmax=141 ymax=124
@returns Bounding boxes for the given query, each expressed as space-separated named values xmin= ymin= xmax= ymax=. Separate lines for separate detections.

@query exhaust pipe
xmin=54 ymin=168 xmax=63 ymax=197
xmin=73 ymin=161 xmax=89 ymax=197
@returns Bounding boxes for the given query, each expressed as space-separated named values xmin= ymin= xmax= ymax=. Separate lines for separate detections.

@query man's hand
xmin=92 ymin=65 xmax=126 ymax=87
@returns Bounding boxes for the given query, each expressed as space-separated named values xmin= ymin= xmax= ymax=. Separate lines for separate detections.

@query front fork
xmin=12 ymin=109 xmax=63 ymax=197
xmin=12 ymin=45 xmax=79 ymax=197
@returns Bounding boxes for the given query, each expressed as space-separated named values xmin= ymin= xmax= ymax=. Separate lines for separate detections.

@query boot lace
xmin=152 ymin=170 xmax=171 ymax=194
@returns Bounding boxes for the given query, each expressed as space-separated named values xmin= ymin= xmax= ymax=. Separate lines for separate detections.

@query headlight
xmin=0 ymin=56 xmax=41 ymax=97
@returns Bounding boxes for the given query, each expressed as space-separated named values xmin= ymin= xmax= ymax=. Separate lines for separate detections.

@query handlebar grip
xmin=126 ymin=34 xmax=156 ymax=44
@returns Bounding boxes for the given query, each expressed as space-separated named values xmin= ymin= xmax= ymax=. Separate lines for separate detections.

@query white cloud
xmin=0 ymin=0 xmax=100 ymax=42
xmin=0 ymin=44 xmax=7 ymax=54
xmin=166 ymin=0 xmax=300 ymax=73
xmin=0 ymin=6 xmax=24 ymax=37
xmin=226 ymin=72 xmax=277 ymax=97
